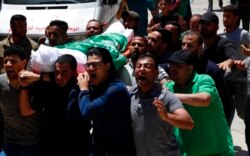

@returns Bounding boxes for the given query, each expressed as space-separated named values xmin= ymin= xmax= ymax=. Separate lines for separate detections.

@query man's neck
xmin=10 ymin=35 xmax=24 ymax=44
xmin=225 ymin=26 xmax=237 ymax=33
xmin=139 ymin=84 xmax=154 ymax=95
xmin=8 ymin=78 xmax=20 ymax=89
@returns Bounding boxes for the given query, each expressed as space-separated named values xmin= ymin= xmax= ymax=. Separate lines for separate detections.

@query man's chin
xmin=6 ymin=73 xmax=18 ymax=80
xmin=56 ymin=81 xmax=66 ymax=87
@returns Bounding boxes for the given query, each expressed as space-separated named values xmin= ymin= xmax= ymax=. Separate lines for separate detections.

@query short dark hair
xmin=137 ymin=53 xmax=158 ymax=69
xmin=155 ymin=28 xmax=172 ymax=45
xmin=191 ymin=14 xmax=202 ymax=19
xmin=55 ymin=54 xmax=77 ymax=71
xmin=165 ymin=21 xmax=182 ymax=37
xmin=182 ymin=30 xmax=204 ymax=46
xmin=87 ymin=19 xmax=103 ymax=33
xmin=49 ymin=20 xmax=68 ymax=34
xmin=223 ymin=5 xmax=239 ymax=16
xmin=3 ymin=45 xmax=27 ymax=60
xmin=10 ymin=14 xmax=26 ymax=26
xmin=131 ymin=35 xmax=148 ymax=47
xmin=87 ymin=47 xmax=116 ymax=75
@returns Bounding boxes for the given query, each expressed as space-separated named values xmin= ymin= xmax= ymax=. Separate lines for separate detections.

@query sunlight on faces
xmin=11 ymin=20 xmax=27 ymax=38
xmin=223 ymin=12 xmax=238 ymax=28
xmin=169 ymin=63 xmax=193 ymax=87
xmin=55 ymin=62 xmax=75 ymax=87
xmin=190 ymin=16 xmax=201 ymax=32
xmin=158 ymin=0 xmax=170 ymax=15
xmin=86 ymin=21 xmax=102 ymax=37
xmin=47 ymin=25 xmax=67 ymax=46
xmin=4 ymin=55 xmax=26 ymax=80
xmin=135 ymin=57 xmax=158 ymax=89
xmin=123 ymin=16 xmax=138 ymax=30
xmin=129 ymin=37 xmax=147 ymax=54
xmin=147 ymin=31 xmax=163 ymax=54
xmin=85 ymin=55 xmax=110 ymax=86
xmin=182 ymin=35 xmax=200 ymax=54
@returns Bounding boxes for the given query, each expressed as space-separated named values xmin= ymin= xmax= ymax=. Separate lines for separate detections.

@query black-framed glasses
xmin=85 ymin=61 xmax=103 ymax=68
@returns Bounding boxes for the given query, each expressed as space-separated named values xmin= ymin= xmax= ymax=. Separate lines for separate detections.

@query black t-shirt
xmin=204 ymin=36 xmax=242 ymax=64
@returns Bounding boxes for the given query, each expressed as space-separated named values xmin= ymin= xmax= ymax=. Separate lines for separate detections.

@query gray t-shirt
xmin=130 ymin=83 xmax=183 ymax=156
xmin=0 ymin=74 xmax=42 ymax=145
xmin=243 ymin=58 xmax=250 ymax=118
xmin=218 ymin=27 xmax=250 ymax=59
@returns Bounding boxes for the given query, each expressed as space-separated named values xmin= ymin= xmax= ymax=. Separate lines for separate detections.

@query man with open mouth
xmin=130 ymin=53 xmax=194 ymax=156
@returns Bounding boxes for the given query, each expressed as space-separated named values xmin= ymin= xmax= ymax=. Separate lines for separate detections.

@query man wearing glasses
xmin=69 ymin=47 xmax=136 ymax=156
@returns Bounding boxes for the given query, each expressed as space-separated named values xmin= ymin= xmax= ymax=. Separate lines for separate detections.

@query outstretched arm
xmin=175 ymin=92 xmax=211 ymax=107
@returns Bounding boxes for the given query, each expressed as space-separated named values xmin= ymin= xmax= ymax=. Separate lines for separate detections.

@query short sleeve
xmin=197 ymin=74 xmax=219 ymax=103
xmin=160 ymin=89 xmax=183 ymax=113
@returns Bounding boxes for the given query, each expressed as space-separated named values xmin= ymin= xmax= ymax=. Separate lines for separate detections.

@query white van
xmin=0 ymin=0 xmax=121 ymax=40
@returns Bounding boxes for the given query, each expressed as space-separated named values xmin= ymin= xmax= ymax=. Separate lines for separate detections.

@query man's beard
xmin=201 ymin=30 xmax=214 ymax=38
xmin=131 ymin=51 xmax=140 ymax=63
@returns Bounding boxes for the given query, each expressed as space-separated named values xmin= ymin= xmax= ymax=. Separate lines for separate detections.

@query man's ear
xmin=155 ymin=69 xmax=159 ymax=80
xmin=105 ymin=62 xmax=110 ymax=71
xmin=137 ymin=21 xmax=140 ymax=28
xmin=188 ymin=65 xmax=194 ymax=73
xmin=73 ymin=70 xmax=78 ymax=77
xmin=10 ymin=24 xmax=14 ymax=31
xmin=63 ymin=34 xmax=68 ymax=42
xmin=21 ymin=59 xmax=27 ymax=68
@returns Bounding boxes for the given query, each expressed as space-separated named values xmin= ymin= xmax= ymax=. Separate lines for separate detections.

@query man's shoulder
xmin=206 ymin=60 xmax=220 ymax=71
xmin=217 ymin=35 xmax=232 ymax=43
xmin=26 ymin=37 xmax=39 ymax=49
xmin=0 ymin=36 xmax=10 ymax=50
xmin=110 ymin=79 xmax=129 ymax=92
xmin=195 ymin=73 xmax=214 ymax=84
xmin=0 ymin=74 xmax=8 ymax=87
xmin=0 ymin=37 xmax=9 ymax=45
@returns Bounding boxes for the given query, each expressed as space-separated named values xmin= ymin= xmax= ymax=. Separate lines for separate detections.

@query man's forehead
xmin=87 ymin=21 xmax=101 ymax=27
xmin=87 ymin=55 xmax=102 ymax=61
xmin=137 ymin=57 xmax=154 ymax=63
xmin=131 ymin=37 xmax=146 ymax=44
xmin=4 ymin=55 xmax=20 ymax=59
xmin=183 ymin=34 xmax=198 ymax=41
xmin=55 ymin=62 xmax=73 ymax=71
xmin=48 ymin=25 xmax=62 ymax=32
xmin=149 ymin=31 xmax=161 ymax=37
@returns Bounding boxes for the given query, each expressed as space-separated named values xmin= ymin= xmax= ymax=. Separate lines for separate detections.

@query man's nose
xmin=5 ymin=61 xmax=12 ymax=66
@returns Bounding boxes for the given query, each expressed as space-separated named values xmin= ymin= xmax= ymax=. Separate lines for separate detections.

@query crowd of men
xmin=0 ymin=0 xmax=250 ymax=156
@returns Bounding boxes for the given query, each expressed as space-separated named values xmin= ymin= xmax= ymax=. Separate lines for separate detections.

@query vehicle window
xmin=4 ymin=0 xmax=96 ymax=4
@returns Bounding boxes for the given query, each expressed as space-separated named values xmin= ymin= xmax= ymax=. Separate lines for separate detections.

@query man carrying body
xmin=0 ymin=45 xmax=42 ymax=156
xmin=46 ymin=20 xmax=68 ymax=47
xmin=86 ymin=19 xmax=103 ymax=38
xmin=19 ymin=54 xmax=91 ymax=156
